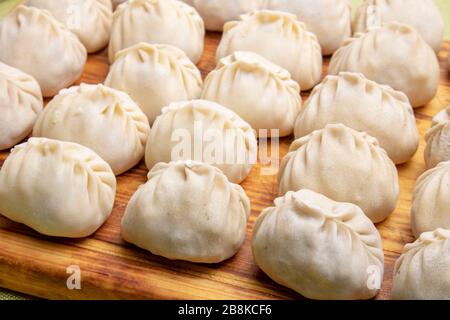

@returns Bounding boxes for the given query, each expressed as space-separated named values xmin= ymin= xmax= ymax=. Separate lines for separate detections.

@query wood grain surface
xmin=0 ymin=33 xmax=449 ymax=300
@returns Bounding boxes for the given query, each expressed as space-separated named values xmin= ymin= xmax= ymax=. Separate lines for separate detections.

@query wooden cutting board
xmin=0 ymin=33 xmax=449 ymax=300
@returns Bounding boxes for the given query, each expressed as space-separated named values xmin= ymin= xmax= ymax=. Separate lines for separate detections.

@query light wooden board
xmin=0 ymin=33 xmax=449 ymax=300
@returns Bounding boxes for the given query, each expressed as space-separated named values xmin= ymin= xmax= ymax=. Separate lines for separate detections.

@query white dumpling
xmin=0 ymin=62 xmax=43 ymax=151
xmin=181 ymin=0 xmax=266 ymax=31
xmin=145 ymin=99 xmax=257 ymax=184
xmin=216 ymin=10 xmax=322 ymax=90
xmin=252 ymin=189 xmax=384 ymax=300
xmin=279 ymin=124 xmax=399 ymax=223
xmin=392 ymin=228 xmax=450 ymax=300
xmin=0 ymin=138 xmax=116 ymax=238
xmin=105 ymin=43 xmax=203 ymax=124
xmin=32 ymin=84 xmax=150 ymax=175
xmin=267 ymin=0 xmax=352 ymax=55
xmin=27 ymin=0 xmax=113 ymax=53
xmin=201 ymin=51 xmax=301 ymax=137
xmin=411 ymin=161 xmax=450 ymax=238
xmin=329 ymin=22 xmax=440 ymax=108
xmin=353 ymin=0 xmax=444 ymax=53
xmin=425 ymin=106 xmax=450 ymax=169
xmin=432 ymin=105 xmax=450 ymax=127
xmin=122 ymin=161 xmax=250 ymax=263
xmin=294 ymin=72 xmax=419 ymax=164
xmin=108 ymin=0 xmax=205 ymax=64
xmin=0 ymin=5 xmax=87 ymax=97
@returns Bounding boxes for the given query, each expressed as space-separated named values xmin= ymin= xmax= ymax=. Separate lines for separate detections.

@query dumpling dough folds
xmin=181 ymin=0 xmax=266 ymax=31
xmin=145 ymin=99 xmax=257 ymax=184
xmin=108 ymin=0 xmax=205 ymax=64
xmin=122 ymin=161 xmax=250 ymax=263
xmin=216 ymin=10 xmax=322 ymax=90
xmin=202 ymin=51 xmax=301 ymax=137
xmin=112 ymin=0 xmax=128 ymax=9
xmin=105 ymin=43 xmax=202 ymax=124
xmin=411 ymin=161 xmax=450 ymax=238
xmin=279 ymin=124 xmax=399 ymax=223
xmin=353 ymin=0 xmax=444 ymax=52
xmin=0 ymin=62 xmax=43 ymax=151
xmin=27 ymin=0 xmax=113 ymax=53
xmin=0 ymin=5 xmax=87 ymax=97
xmin=425 ymin=106 xmax=450 ymax=169
xmin=0 ymin=138 xmax=116 ymax=238
xmin=329 ymin=22 xmax=440 ymax=108
xmin=294 ymin=72 xmax=419 ymax=164
xmin=32 ymin=84 xmax=150 ymax=175
xmin=392 ymin=228 xmax=450 ymax=300
xmin=267 ymin=0 xmax=352 ymax=55
xmin=252 ymin=189 xmax=384 ymax=300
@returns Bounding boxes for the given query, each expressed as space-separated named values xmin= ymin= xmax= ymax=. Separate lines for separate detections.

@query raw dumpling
xmin=411 ymin=161 xmax=450 ymax=238
xmin=201 ymin=51 xmax=301 ymax=137
xmin=122 ymin=161 xmax=250 ymax=263
xmin=108 ymin=0 xmax=205 ymax=64
xmin=0 ymin=138 xmax=116 ymax=238
xmin=0 ymin=5 xmax=87 ymax=97
xmin=432 ymin=105 xmax=450 ymax=126
xmin=267 ymin=0 xmax=352 ymax=55
xmin=105 ymin=43 xmax=203 ymax=124
xmin=392 ymin=228 xmax=450 ymax=300
xmin=181 ymin=0 xmax=266 ymax=31
xmin=27 ymin=0 xmax=113 ymax=53
xmin=353 ymin=0 xmax=444 ymax=53
xmin=145 ymin=99 xmax=257 ymax=184
xmin=329 ymin=22 xmax=440 ymax=108
xmin=32 ymin=84 xmax=150 ymax=175
xmin=294 ymin=72 xmax=419 ymax=164
xmin=252 ymin=189 xmax=384 ymax=300
xmin=425 ymin=106 xmax=450 ymax=168
xmin=0 ymin=62 xmax=43 ymax=151
xmin=216 ymin=10 xmax=322 ymax=90
xmin=278 ymin=124 xmax=399 ymax=223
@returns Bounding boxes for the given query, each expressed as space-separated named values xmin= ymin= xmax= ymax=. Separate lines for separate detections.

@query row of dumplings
xmin=0 ymin=0 xmax=449 ymax=299
xmin=110 ymin=1 xmax=441 ymax=108
xmin=2 ymin=47 xmax=448 ymax=182
xmin=0 ymin=1 xmax=444 ymax=100
xmin=0 ymin=81 xmax=448 ymax=300
xmin=1 ymin=137 xmax=449 ymax=300
xmin=2 ymin=38 xmax=448 ymax=178
xmin=111 ymin=0 xmax=444 ymax=54
xmin=1 ymin=1 xmax=448 ymax=168
xmin=176 ymin=0 xmax=445 ymax=55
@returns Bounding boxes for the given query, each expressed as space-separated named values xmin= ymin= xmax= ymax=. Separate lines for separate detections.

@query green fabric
xmin=0 ymin=288 xmax=30 ymax=300
xmin=1 ymin=0 xmax=450 ymax=301
xmin=0 ymin=0 xmax=24 ymax=19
